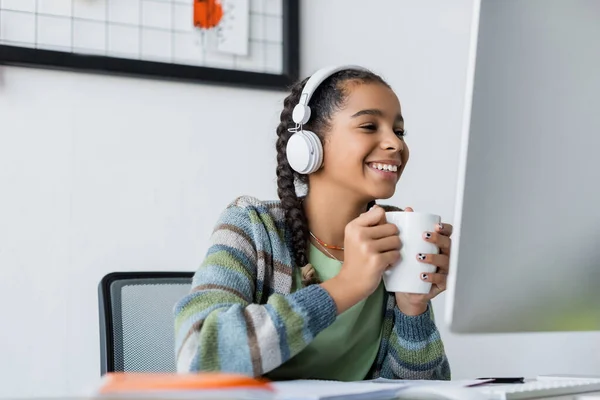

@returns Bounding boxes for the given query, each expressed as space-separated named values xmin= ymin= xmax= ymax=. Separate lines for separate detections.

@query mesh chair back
xmin=98 ymin=272 xmax=193 ymax=374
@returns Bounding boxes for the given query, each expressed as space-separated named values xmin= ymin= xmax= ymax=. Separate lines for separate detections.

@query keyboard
xmin=474 ymin=378 xmax=600 ymax=399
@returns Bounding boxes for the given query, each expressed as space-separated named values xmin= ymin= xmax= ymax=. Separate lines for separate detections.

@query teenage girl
xmin=174 ymin=65 xmax=452 ymax=381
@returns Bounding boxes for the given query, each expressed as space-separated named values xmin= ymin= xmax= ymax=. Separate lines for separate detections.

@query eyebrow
xmin=350 ymin=108 xmax=404 ymax=123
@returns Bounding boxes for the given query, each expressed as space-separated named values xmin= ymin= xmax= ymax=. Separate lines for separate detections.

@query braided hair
xmin=275 ymin=68 xmax=390 ymax=270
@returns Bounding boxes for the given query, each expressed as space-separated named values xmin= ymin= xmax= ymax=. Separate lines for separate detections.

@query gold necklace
xmin=311 ymin=235 xmax=342 ymax=262
xmin=309 ymin=231 xmax=345 ymax=251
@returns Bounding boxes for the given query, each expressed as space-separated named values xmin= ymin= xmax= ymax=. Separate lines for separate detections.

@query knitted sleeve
xmin=173 ymin=199 xmax=337 ymax=376
xmin=377 ymin=297 xmax=451 ymax=380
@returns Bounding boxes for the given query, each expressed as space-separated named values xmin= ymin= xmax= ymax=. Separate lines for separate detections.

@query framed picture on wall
xmin=0 ymin=0 xmax=299 ymax=90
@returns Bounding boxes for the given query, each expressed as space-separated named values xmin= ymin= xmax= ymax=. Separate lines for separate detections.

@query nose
xmin=380 ymin=129 xmax=404 ymax=153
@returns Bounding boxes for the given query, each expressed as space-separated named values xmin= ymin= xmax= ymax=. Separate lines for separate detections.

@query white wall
xmin=0 ymin=66 xmax=283 ymax=397
xmin=0 ymin=0 xmax=598 ymax=398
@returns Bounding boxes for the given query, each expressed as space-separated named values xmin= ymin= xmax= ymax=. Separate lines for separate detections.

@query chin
xmin=370 ymin=187 xmax=397 ymax=201
xmin=362 ymin=172 xmax=401 ymax=201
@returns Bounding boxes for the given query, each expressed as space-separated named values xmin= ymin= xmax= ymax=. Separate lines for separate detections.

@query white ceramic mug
xmin=383 ymin=211 xmax=441 ymax=294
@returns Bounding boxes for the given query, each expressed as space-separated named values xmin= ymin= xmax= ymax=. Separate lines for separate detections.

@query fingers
xmin=435 ymin=222 xmax=453 ymax=237
xmin=372 ymin=235 xmax=401 ymax=253
xmin=423 ymin=231 xmax=451 ymax=254
xmin=420 ymin=271 xmax=447 ymax=289
xmin=380 ymin=249 xmax=401 ymax=268
xmin=417 ymin=251 xmax=449 ymax=293
xmin=416 ymin=253 xmax=449 ymax=272
xmin=367 ymin=223 xmax=399 ymax=240
xmin=354 ymin=205 xmax=386 ymax=227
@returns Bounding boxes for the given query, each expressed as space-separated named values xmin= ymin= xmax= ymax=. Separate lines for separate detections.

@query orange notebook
xmin=97 ymin=372 xmax=274 ymax=398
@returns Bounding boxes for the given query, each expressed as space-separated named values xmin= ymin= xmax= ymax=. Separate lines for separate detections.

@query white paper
xmin=272 ymin=379 xmax=495 ymax=400
xmin=368 ymin=378 xmax=494 ymax=387
xmin=272 ymin=380 xmax=407 ymax=400
xmin=216 ymin=0 xmax=250 ymax=56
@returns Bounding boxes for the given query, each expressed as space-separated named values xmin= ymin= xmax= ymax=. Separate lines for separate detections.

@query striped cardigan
xmin=174 ymin=195 xmax=450 ymax=380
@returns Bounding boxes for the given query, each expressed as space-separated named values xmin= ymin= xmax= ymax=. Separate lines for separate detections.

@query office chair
xmin=98 ymin=271 xmax=193 ymax=374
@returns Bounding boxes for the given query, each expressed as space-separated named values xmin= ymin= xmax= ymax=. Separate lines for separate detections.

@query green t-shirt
xmin=266 ymin=243 xmax=385 ymax=381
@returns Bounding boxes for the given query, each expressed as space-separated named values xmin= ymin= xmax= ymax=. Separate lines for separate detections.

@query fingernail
xmin=438 ymin=223 xmax=444 ymax=231
xmin=369 ymin=205 xmax=379 ymax=212
xmin=417 ymin=253 xmax=426 ymax=261
xmin=421 ymin=273 xmax=428 ymax=280
xmin=424 ymin=232 xmax=432 ymax=239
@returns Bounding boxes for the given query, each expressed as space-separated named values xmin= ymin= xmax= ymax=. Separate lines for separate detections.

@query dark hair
xmin=275 ymin=68 xmax=390 ymax=270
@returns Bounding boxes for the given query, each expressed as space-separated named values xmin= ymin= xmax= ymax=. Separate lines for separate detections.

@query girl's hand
xmin=321 ymin=205 xmax=400 ymax=314
xmin=394 ymin=207 xmax=453 ymax=316
xmin=340 ymin=205 xmax=401 ymax=298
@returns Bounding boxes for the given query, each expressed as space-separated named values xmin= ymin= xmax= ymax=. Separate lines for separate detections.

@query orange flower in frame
xmin=193 ymin=0 xmax=224 ymax=29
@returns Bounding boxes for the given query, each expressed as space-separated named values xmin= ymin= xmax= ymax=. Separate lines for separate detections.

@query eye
xmin=394 ymin=129 xmax=406 ymax=138
xmin=360 ymin=123 xmax=406 ymax=138
xmin=360 ymin=123 xmax=377 ymax=132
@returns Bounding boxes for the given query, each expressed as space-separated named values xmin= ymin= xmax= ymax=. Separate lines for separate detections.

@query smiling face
xmin=311 ymin=81 xmax=409 ymax=202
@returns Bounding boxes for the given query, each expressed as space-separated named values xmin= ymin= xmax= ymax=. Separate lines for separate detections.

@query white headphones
xmin=286 ymin=65 xmax=369 ymax=174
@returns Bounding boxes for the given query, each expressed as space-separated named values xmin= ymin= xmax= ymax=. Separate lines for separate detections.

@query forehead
xmin=339 ymin=82 xmax=402 ymax=117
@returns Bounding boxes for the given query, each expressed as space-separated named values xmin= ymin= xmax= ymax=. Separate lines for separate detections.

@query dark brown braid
xmin=275 ymin=68 xmax=390 ymax=271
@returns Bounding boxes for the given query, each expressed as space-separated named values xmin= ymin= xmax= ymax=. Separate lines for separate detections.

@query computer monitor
xmin=445 ymin=0 xmax=600 ymax=334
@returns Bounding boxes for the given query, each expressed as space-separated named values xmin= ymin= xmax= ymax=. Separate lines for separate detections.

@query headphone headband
xmin=292 ymin=64 xmax=370 ymax=125
xmin=287 ymin=64 xmax=371 ymax=175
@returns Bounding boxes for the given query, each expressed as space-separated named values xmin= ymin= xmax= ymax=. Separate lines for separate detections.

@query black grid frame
xmin=0 ymin=0 xmax=299 ymax=90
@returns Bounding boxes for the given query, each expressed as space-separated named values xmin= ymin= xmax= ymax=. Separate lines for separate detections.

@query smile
xmin=367 ymin=162 xmax=399 ymax=173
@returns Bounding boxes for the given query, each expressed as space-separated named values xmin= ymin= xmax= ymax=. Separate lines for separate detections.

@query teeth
xmin=371 ymin=163 xmax=398 ymax=172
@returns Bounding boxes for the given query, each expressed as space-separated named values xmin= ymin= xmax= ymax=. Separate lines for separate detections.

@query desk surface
xmin=521 ymin=392 xmax=600 ymax=400
xmin=521 ymin=391 xmax=600 ymax=400
xmin=16 ymin=392 xmax=600 ymax=400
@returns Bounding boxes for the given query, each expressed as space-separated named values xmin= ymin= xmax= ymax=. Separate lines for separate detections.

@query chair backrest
xmin=98 ymin=271 xmax=193 ymax=374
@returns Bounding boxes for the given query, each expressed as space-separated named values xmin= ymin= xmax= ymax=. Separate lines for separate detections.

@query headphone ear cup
xmin=286 ymin=129 xmax=323 ymax=174
xmin=292 ymin=104 xmax=311 ymax=125
xmin=302 ymin=129 xmax=323 ymax=173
